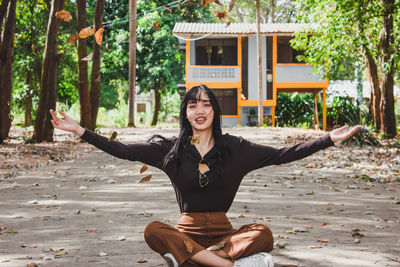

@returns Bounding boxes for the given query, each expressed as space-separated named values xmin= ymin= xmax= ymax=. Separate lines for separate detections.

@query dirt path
xmin=0 ymin=127 xmax=399 ymax=266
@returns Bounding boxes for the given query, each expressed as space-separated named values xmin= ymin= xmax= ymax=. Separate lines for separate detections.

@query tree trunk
xmin=270 ymin=0 xmax=275 ymax=23
xmin=0 ymin=0 xmax=11 ymax=28
xmin=76 ymin=0 xmax=92 ymax=129
xmin=0 ymin=0 xmax=17 ymax=143
xmin=365 ymin=52 xmax=381 ymax=131
xmin=151 ymin=88 xmax=161 ymax=126
xmin=33 ymin=0 xmax=65 ymax=143
xmin=25 ymin=70 xmax=33 ymax=126
xmin=379 ymin=0 xmax=396 ymax=137
xmin=127 ymin=0 xmax=137 ymax=127
xmin=89 ymin=0 xmax=105 ymax=129
xmin=43 ymin=53 xmax=62 ymax=141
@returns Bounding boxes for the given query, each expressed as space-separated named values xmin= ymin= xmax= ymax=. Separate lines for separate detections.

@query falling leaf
xmin=216 ymin=10 xmax=227 ymax=20
xmin=184 ymin=240 xmax=193 ymax=253
xmin=139 ymin=174 xmax=152 ymax=183
xmin=229 ymin=0 xmax=236 ymax=11
xmin=55 ymin=10 xmax=72 ymax=22
xmin=163 ymin=6 xmax=172 ymax=13
xmin=240 ymin=93 xmax=246 ymax=100
xmin=198 ymin=163 xmax=209 ymax=174
xmin=140 ymin=164 xmax=148 ymax=174
xmin=137 ymin=257 xmax=148 ymax=263
xmin=79 ymin=26 xmax=95 ymax=39
xmin=68 ymin=34 xmax=79 ymax=44
xmin=108 ymin=131 xmax=117 ymax=142
xmin=105 ymin=43 xmax=109 ymax=50
xmin=95 ymin=28 xmax=104 ymax=46
xmin=178 ymin=1 xmax=182 ymax=8
xmin=81 ymin=52 xmax=93 ymax=61
xmin=153 ymin=21 xmax=160 ymax=31
xmin=191 ymin=135 xmax=200 ymax=144
xmin=207 ymin=241 xmax=226 ymax=251
xmin=201 ymin=0 xmax=218 ymax=8
xmin=87 ymin=228 xmax=97 ymax=232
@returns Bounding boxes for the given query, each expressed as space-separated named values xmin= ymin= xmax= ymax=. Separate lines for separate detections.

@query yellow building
xmin=173 ymin=22 xmax=328 ymax=130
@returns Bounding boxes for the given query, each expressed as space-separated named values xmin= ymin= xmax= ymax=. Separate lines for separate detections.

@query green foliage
xmin=275 ymin=93 xmax=315 ymax=128
xmin=292 ymin=0 xmax=400 ymax=81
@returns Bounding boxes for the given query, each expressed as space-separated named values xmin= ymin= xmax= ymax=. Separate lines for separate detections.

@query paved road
xmin=1 ymin=128 xmax=399 ymax=266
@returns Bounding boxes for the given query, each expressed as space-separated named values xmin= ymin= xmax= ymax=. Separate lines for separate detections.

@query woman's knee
xmin=144 ymin=221 xmax=165 ymax=242
xmin=252 ymin=223 xmax=274 ymax=252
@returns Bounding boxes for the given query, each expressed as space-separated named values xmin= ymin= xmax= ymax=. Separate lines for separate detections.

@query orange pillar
xmin=323 ymin=87 xmax=327 ymax=130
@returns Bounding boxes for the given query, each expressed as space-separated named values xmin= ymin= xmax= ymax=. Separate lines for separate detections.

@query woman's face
xmin=186 ymin=91 xmax=214 ymax=133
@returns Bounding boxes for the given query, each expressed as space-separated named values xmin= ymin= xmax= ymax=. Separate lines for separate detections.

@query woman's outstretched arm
xmin=329 ymin=125 xmax=362 ymax=142
xmin=49 ymin=109 xmax=169 ymax=169
xmin=50 ymin=109 xmax=85 ymax=136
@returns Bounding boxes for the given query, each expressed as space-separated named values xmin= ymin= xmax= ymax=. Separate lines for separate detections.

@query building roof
xmin=173 ymin=22 xmax=317 ymax=36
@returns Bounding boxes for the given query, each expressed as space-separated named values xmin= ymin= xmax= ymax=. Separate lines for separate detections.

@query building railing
xmin=187 ymin=66 xmax=240 ymax=83
xmin=276 ymin=64 xmax=325 ymax=83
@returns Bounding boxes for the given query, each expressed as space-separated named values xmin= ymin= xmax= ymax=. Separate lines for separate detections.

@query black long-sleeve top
xmin=81 ymin=130 xmax=334 ymax=213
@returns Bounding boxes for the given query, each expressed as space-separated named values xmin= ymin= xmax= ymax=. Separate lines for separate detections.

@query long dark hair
xmin=159 ymin=85 xmax=225 ymax=178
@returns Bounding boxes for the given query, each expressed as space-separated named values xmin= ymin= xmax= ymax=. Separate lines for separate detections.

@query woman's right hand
xmin=50 ymin=109 xmax=85 ymax=136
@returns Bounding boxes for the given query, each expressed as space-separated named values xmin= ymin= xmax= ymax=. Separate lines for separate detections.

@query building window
xmin=196 ymin=38 xmax=238 ymax=66
xmin=277 ymin=37 xmax=304 ymax=64
xmin=211 ymin=89 xmax=237 ymax=115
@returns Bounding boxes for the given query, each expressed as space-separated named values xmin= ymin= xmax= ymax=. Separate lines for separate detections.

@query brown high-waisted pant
xmin=144 ymin=212 xmax=274 ymax=266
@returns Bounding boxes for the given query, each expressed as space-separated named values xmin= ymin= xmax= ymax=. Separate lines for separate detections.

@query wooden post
xmin=128 ymin=0 xmax=137 ymax=127
xmin=256 ymin=0 xmax=263 ymax=126
xmin=323 ymin=87 xmax=327 ymax=130
xmin=314 ymin=91 xmax=319 ymax=130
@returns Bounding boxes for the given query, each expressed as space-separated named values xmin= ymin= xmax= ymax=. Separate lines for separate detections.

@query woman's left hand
xmin=329 ymin=125 xmax=362 ymax=143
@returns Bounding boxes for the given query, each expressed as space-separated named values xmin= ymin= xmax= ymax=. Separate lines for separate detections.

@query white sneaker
xmin=234 ymin=252 xmax=274 ymax=267
xmin=163 ymin=253 xmax=178 ymax=267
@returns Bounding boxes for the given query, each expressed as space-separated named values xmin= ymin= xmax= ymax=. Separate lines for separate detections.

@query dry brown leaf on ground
xmin=184 ymin=240 xmax=193 ymax=253
xmin=68 ymin=34 xmax=79 ymax=44
xmin=317 ymin=239 xmax=329 ymax=243
xmin=87 ymin=228 xmax=97 ymax=232
xmin=50 ymin=247 xmax=64 ymax=252
xmin=79 ymin=27 xmax=95 ymax=39
xmin=140 ymin=164 xmax=148 ymax=174
xmin=139 ymin=174 xmax=152 ymax=183
xmin=137 ymin=257 xmax=148 ymax=263
xmin=95 ymin=28 xmax=104 ymax=46
xmin=308 ymin=245 xmax=323 ymax=249
xmin=56 ymin=10 xmax=72 ymax=22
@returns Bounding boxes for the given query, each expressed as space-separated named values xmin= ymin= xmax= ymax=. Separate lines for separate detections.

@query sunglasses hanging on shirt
xmin=198 ymin=159 xmax=210 ymax=188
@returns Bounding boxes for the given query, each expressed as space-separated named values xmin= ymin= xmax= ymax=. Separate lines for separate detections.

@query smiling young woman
xmin=50 ymin=84 xmax=361 ymax=267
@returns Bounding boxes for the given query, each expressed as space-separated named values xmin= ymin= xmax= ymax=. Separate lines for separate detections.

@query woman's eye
xmin=188 ymin=104 xmax=196 ymax=109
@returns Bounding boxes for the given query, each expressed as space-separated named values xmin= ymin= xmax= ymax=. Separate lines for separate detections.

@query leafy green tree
xmin=292 ymin=0 xmax=399 ymax=137
xmin=136 ymin=0 xmax=213 ymax=125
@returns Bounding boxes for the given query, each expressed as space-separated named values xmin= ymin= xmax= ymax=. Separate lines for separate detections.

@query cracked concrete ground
xmin=1 ymin=127 xmax=399 ymax=267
